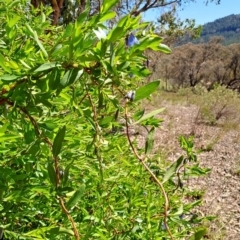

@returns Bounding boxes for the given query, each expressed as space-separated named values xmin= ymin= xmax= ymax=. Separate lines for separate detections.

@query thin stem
xmin=15 ymin=103 xmax=80 ymax=240
xmin=124 ymin=102 xmax=174 ymax=240
xmin=59 ymin=198 xmax=80 ymax=240
xmin=86 ymin=88 xmax=103 ymax=181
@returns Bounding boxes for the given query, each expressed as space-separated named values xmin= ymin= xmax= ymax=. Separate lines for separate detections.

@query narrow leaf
xmin=169 ymin=204 xmax=184 ymax=217
xmin=34 ymin=62 xmax=60 ymax=72
xmin=48 ymin=226 xmax=74 ymax=236
xmin=0 ymin=74 xmax=20 ymax=81
xmin=93 ymin=27 xmax=106 ymax=40
xmin=66 ymin=185 xmax=85 ymax=209
xmin=156 ymin=43 xmax=172 ymax=54
xmin=49 ymin=68 xmax=61 ymax=90
xmin=108 ymin=26 xmax=125 ymax=42
xmin=134 ymin=81 xmax=160 ymax=102
xmin=0 ymin=134 xmax=20 ymax=142
xmin=52 ymin=126 xmax=66 ymax=157
xmin=101 ymin=0 xmax=118 ymax=13
xmin=60 ymin=69 xmax=83 ymax=87
xmin=47 ymin=162 xmax=56 ymax=186
xmin=145 ymin=127 xmax=155 ymax=154
xmin=26 ymin=23 xmax=48 ymax=58
xmin=189 ymin=228 xmax=207 ymax=240
xmin=99 ymin=11 xmax=116 ymax=22
xmin=62 ymin=161 xmax=74 ymax=186
xmin=163 ymin=156 xmax=184 ymax=183
xmin=133 ymin=108 xmax=165 ymax=125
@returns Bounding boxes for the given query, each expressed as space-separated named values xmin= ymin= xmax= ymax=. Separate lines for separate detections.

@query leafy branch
xmin=124 ymin=101 xmax=174 ymax=240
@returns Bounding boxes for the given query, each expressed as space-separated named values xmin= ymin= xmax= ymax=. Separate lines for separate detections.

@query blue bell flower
xmin=127 ymin=33 xmax=139 ymax=47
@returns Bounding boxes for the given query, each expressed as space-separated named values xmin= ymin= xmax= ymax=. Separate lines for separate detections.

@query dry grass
xmin=141 ymin=86 xmax=240 ymax=239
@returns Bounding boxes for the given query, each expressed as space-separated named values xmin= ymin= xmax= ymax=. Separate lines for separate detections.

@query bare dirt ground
xmin=137 ymin=100 xmax=240 ymax=239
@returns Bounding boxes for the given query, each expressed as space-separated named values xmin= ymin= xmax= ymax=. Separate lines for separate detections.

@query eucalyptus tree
xmin=30 ymin=0 xmax=221 ymax=25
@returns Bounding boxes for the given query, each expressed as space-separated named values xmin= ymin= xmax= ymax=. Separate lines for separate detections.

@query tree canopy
xmin=30 ymin=0 xmax=221 ymax=25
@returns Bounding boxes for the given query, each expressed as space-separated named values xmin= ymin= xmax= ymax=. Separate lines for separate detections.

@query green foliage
xmin=0 ymin=1 xmax=210 ymax=239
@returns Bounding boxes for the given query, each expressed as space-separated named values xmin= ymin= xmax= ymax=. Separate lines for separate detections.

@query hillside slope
xmin=178 ymin=14 xmax=240 ymax=45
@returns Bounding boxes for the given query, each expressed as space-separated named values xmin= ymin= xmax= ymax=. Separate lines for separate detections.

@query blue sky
xmin=144 ymin=0 xmax=240 ymax=25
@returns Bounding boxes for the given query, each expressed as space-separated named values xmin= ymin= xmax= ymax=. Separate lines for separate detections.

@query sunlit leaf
xmin=66 ymin=185 xmax=85 ymax=209
xmin=133 ymin=108 xmax=165 ymax=125
xmin=60 ymin=69 xmax=83 ymax=87
xmin=34 ymin=62 xmax=60 ymax=72
xmin=47 ymin=161 xmax=56 ymax=186
xmin=52 ymin=126 xmax=66 ymax=157
xmin=0 ymin=74 xmax=20 ymax=81
xmin=134 ymin=81 xmax=160 ymax=102
xmin=101 ymin=0 xmax=118 ymax=13
xmin=189 ymin=228 xmax=207 ymax=240
xmin=145 ymin=127 xmax=155 ymax=154
xmin=163 ymin=156 xmax=184 ymax=183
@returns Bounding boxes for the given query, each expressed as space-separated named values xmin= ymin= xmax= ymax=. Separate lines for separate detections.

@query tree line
xmin=150 ymin=37 xmax=240 ymax=91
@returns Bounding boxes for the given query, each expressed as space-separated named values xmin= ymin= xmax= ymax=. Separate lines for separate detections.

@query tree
xmin=155 ymin=36 xmax=240 ymax=91
xmin=30 ymin=0 xmax=221 ymax=25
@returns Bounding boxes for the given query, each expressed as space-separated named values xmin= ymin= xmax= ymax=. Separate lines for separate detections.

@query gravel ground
xmin=136 ymin=101 xmax=240 ymax=239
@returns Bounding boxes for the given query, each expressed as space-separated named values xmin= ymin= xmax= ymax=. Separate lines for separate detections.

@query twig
xmin=15 ymin=103 xmax=80 ymax=240
xmin=59 ymin=198 xmax=80 ymax=240
xmin=86 ymin=88 xmax=103 ymax=180
xmin=124 ymin=102 xmax=174 ymax=240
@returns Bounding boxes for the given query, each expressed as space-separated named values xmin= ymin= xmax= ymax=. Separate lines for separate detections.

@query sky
xmin=144 ymin=0 xmax=240 ymax=25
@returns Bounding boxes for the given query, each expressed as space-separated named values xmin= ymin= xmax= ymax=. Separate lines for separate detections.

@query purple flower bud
xmin=161 ymin=223 xmax=167 ymax=230
xmin=179 ymin=214 xmax=184 ymax=219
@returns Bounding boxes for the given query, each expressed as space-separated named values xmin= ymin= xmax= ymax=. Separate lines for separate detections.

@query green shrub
xmin=0 ymin=1 xmax=210 ymax=239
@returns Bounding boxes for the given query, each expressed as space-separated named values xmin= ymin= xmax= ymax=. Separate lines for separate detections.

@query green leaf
xmin=93 ymin=27 xmax=106 ymax=40
xmin=156 ymin=43 xmax=172 ymax=54
xmin=26 ymin=23 xmax=48 ymax=58
xmin=0 ymin=74 xmax=20 ymax=81
xmin=99 ymin=11 xmax=116 ymax=22
xmin=133 ymin=109 xmax=145 ymax=121
xmin=0 ymin=53 xmax=11 ymax=73
xmin=99 ymin=116 xmax=114 ymax=126
xmin=47 ymin=161 xmax=56 ymax=186
xmin=60 ymin=69 xmax=83 ymax=87
xmin=66 ymin=185 xmax=85 ymax=209
xmin=48 ymin=226 xmax=74 ymax=236
xmin=101 ymin=0 xmax=118 ymax=13
xmin=0 ymin=134 xmax=20 ymax=142
xmin=52 ymin=126 xmax=66 ymax=157
xmin=133 ymin=108 xmax=165 ymax=125
xmin=62 ymin=161 xmax=74 ymax=186
xmin=163 ymin=156 xmax=184 ymax=183
xmin=108 ymin=26 xmax=125 ymax=42
xmin=189 ymin=228 xmax=207 ymax=240
xmin=169 ymin=205 xmax=184 ymax=217
xmin=24 ymin=225 xmax=74 ymax=237
xmin=134 ymin=81 xmax=160 ymax=102
xmin=7 ymin=15 xmax=20 ymax=28
xmin=34 ymin=62 xmax=60 ymax=72
xmin=145 ymin=127 xmax=155 ymax=154
xmin=49 ymin=68 xmax=61 ymax=90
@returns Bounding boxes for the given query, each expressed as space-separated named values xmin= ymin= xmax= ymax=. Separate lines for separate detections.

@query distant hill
xmin=177 ymin=14 xmax=240 ymax=45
